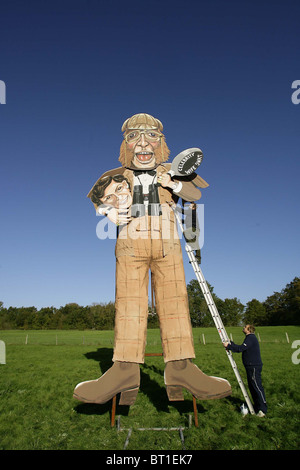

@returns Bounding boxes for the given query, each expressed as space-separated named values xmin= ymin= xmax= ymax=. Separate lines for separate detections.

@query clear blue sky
xmin=0 ymin=0 xmax=299 ymax=310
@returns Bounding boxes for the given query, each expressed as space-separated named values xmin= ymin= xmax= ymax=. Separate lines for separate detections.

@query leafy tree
xmin=218 ymin=297 xmax=244 ymax=326
xmin=187 ymin=279 xmax=219 ymax=327
xmin=244 ymin=299 xmax=267 ymax=325
xmin=0 ymin=276 xmax=298 ymax=329
xmin=0 ymin=303 xmax=10 ymax=329
xmin=5 ymin=306 xmax=37 ymax=329
xmin=264 ymin=277 xmax=300 ymax=325
xmin=147 ymin=305 xmax=160 ymax=328
xmin=57 ymin=303 xmax=91 ymax=329
xmin=91 ymin=302 xmax=115 ymax=330
xmin=35 ymin=307 xmax=57 ymax=329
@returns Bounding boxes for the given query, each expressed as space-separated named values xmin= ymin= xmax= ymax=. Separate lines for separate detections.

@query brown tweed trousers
xmin=113 ymin=224 xmax=195 ymax=364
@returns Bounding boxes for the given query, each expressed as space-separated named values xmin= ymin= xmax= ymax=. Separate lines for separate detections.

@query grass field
xmin=0 ymin=326 xmax=299 ymax=450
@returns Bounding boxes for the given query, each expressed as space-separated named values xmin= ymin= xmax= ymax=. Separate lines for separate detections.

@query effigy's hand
xmin=107 ymin=207 xmax=132 ymax=226
xmin=157 ymin=172 xmax=180 ymax=192
xmin=157 ymin=172 xmax=172 ymax=188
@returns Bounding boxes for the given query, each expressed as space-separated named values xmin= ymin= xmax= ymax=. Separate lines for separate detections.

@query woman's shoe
xmin=73 ymin=361 xmax=140 ymax=405
xmin=164 ymin=359 xmax=231 ymax=401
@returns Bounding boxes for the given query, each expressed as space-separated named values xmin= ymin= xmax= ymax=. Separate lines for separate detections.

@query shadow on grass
xmin=140 ymin=362 xmax=208 ymax=417
xmin=84 ymin=347 xmax=113 ymax=371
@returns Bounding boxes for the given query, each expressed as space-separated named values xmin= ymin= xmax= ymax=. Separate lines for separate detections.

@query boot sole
xmin=73 ymin=386 xmax=139 ymax=405
xmin=166 ymin=384 xmax=232 ymax=401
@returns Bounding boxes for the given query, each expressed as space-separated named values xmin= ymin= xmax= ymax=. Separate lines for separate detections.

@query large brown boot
xmin=164 ymin=359 xmax=231 ymax=401
xmin=73 ymin=361 xmax=140 ymax=405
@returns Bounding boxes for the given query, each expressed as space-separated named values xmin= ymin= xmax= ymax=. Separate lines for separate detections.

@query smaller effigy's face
xmin=101 ymin=179 xmax=132 ymax=209
xmin=125 ymin=129 xmax=162 ymax=168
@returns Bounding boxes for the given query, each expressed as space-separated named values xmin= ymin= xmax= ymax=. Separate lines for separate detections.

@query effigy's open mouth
xmin=135 ymin=151 xmax=154 ymax=163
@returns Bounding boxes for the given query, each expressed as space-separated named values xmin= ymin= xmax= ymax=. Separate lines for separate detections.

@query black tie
xmin=133 ymin=169 xmax=156 ymax=177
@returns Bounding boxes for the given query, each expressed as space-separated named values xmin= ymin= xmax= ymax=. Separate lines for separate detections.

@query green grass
xmin=0 ymin=326 xmax=299 ymax=450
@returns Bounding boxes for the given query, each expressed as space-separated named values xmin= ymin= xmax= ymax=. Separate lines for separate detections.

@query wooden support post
xmin=192 ymin=396 xmax=199 ymax=428
xmin=145 ymin=353 xmax=163 ymax=356
xmin=111 ymin=395 xmax=116 ymax=427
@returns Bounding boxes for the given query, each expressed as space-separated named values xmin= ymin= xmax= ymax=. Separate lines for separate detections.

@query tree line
xmin=0 ymin=277 xmax=299 ymax=330
xmin=187 ymin=277 xmax=300 ymax=327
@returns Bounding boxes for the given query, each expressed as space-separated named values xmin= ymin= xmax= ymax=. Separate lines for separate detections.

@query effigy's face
xmin=125 ymin=129 xmax=162 ymax=168
xmin=101 ymin=179 xmax=132 ymax=209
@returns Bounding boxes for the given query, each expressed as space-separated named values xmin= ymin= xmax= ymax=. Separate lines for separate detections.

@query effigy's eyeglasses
xmin=125 ymin=129 xmax=162 ymax=143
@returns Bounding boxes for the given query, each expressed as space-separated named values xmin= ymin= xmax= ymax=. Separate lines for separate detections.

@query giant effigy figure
xmin=73 ymin=113 xmax=231 ymax=406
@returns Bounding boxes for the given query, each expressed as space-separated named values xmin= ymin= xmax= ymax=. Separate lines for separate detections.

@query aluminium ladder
xmin=173 ymin=205 xmax=255 ymax=415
